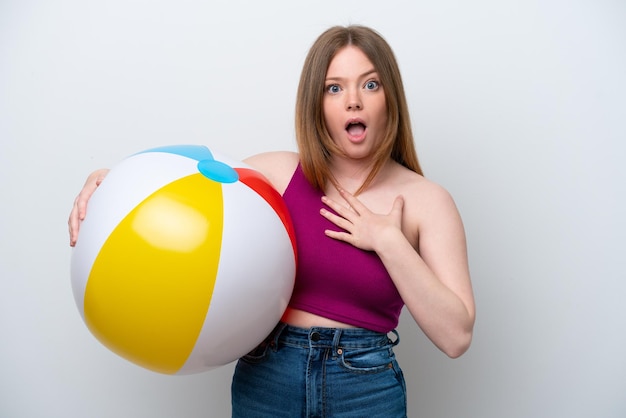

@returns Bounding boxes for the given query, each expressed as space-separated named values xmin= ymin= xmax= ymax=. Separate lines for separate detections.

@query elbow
xmin=442 ymin=329 xmax=473 ymax=359
xmin=445 ymin=339 xmax=471 ymax=359
xmin=445 ymin=309 xmax=476 ymax=358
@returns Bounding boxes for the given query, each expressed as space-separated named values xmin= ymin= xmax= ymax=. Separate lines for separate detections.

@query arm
xmin=243 ymin=151 xmax=299 ymax=195
xmin=67 ymin=152 xmax=297 ymax=246
xmin=381 ymin=187 xmax=474 ymax=358
xmin=68 ymin=168 xmax=110 ymax=246
xmin=321 ymin=185 xmax=475 ymax=358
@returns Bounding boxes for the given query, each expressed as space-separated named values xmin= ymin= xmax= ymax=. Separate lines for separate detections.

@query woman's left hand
xmin=320 ymin=188 xmax=405 ymax=252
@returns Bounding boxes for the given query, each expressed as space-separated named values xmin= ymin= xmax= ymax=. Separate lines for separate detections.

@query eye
xmin=364 ymin=80 xmax=379 ymax=90
xmin=326 ymin=84 xmax=341 ymax=94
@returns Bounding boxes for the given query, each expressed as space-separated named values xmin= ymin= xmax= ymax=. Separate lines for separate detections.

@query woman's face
xmin=323 ymin=46 xmax=387 ymax=162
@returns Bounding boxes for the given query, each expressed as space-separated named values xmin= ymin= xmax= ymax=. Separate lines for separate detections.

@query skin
xmin=68 ymin=46 xmax=475 ymax=358
xmin=322 ymin=45 xmax=388 ymax=163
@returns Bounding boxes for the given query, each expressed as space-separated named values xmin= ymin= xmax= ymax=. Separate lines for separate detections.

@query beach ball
xmin=70 ymin=145 xmax=296 ymax=375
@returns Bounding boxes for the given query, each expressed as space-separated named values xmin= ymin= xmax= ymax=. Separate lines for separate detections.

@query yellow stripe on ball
xmin=84 ymin=173 xmax=223 ymax=374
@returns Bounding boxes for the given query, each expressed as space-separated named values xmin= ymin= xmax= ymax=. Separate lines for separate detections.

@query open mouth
xmin=345 ymin=120 xmax=366 ymax=137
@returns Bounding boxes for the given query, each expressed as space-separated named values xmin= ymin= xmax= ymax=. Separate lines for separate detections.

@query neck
xmin=328 ymin=156 xmax=391 ymax=194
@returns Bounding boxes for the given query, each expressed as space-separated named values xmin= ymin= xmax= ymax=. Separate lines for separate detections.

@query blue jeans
xmin=231 ymin=323 xmax=407 ymax=417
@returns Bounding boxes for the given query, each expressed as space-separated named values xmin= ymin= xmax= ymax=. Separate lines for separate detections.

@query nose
xmin=347 ymin=101 xmax=362 ymax=110
xmin=346 ymin=90 xmax=362 ymax=110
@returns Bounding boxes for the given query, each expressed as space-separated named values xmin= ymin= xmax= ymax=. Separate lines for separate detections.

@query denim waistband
xmin=270 ymin=322 xmax=399 ymax=350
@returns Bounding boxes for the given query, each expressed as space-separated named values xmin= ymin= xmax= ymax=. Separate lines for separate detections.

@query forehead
xmin=326 ymin=46 xmax=376 ymax=77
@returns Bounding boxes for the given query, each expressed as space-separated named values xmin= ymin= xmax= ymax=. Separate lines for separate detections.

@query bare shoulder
xmin=243 ymin=151 xmax=299 ymax=194
xmin=392 ymin=164 xmax=456 ymax=211
xmin=412 ymin=176 xmax=457 ymax=214
xmin=391 ymin=165 xmax=463 ymax=242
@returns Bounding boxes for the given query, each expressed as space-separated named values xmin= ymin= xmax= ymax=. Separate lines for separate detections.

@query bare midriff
xmin=281 ymin=307 xmax=358 ymax=329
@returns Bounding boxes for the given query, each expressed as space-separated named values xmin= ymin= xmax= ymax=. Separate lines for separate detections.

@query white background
xmin=1 ymin=0 xmax=625 ymax=417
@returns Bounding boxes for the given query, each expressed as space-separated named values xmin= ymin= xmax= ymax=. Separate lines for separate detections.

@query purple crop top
xmin=283 ymin=164 xmax=404 ymax=333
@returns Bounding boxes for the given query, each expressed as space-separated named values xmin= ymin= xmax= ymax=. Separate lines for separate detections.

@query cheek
xmin=373 ymin=101 xmax=388 ymax=131
xmin=323 ymin=105 xmax=342 ymax=135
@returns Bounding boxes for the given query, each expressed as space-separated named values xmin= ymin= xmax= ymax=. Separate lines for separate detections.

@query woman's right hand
xmin=68 ymin=168 xmax=110 ymax=247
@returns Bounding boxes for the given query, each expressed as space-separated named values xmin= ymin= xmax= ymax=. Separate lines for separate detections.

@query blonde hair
xmin=295 ymin=25 xmax=422 ymax=193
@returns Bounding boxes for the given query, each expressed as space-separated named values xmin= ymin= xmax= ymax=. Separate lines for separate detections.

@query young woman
xmin=69 ymin=25 xmax=475 ymax=418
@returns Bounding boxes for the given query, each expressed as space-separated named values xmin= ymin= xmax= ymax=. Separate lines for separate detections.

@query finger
xmin=68 ymin=169 xmax=109 ymax=246
xmin=76 ymin=193 xmax=88 ymax=221
xmin=68 ymin=203 xmax=79 ymax=246
xmin=324 ymin=228 xmax=354 ymax=245
xmin=321 ymin=196 xmax=356 ymax=221
xmin=69 ymin=192 xmax=91 ymax=245
xmin=91 ymin=169 xmax=110 ymax=187
xmin=391 ymin=195 xmax=405 ymax=215
xmin=69 ymin=190 xmax=91 ymax=245
xmin=336 ymin=188 xmax=367 ymax=214
xmin=320 ymin=208 xmax=353 ymax=231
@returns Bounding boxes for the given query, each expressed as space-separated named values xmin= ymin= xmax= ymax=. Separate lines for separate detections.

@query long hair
xmin=295 ymin=25 xmax=422 ymax=193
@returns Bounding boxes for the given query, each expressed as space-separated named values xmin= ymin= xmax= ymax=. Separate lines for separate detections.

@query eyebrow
xmin=325 ymin=68 xmax=378 ymax=82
